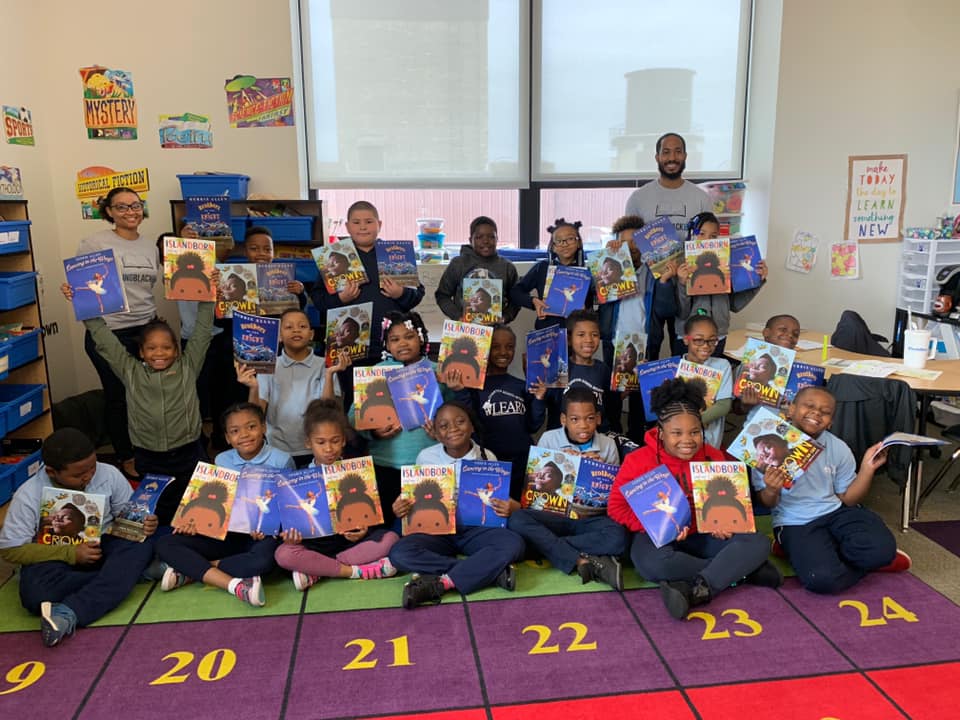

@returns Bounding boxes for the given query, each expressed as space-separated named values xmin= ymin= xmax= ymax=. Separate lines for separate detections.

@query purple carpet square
xmin=77 ymin=616 xmax=296 ymax=720
xmin=626 ymin=585 xmax=852 ymax=686
xmin=468 ymin=593 xmax=673 ymax=705
xmin=0 ymin=627 xmax=122 ymax=716
xmin=779 ymin=573 xmax=960 ymax=668
xmin=912 ymin=520 xmax=960 ymax=558
xmin=286 ymin=605 xmax=482 ymax=719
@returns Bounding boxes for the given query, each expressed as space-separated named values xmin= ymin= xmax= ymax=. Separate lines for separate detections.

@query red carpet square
xmin=370 ymin=709 xmax=488 ymax=720
xmin=868 ymin=661 xmax=960 ymax=720
xmin=492 ymin=690 xmax=695 ymax=719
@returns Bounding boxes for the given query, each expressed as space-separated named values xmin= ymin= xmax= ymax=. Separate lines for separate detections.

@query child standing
xmin=238 ymin=308 xmax=343 ymax=467
xmin=435 ymin=216 xmax=519 ymax=324
xmin=680 ymin=315 xmax=733 ymax=449
xmin=390 ymin=401 xmax=525 ymax=608
xmin=155 ymin=403 xmax=295 ymax=607
xmin=510 ymin=219 xmax=591 ymax=329
xmin=0 ymin=429 xmax=157 ymax=647
xmin=754 ymin=386 xmax=910 ymax=594
xmin=676 ymin=212 xmax=767 ymax=357
xmin=608 ymin=378 xmax=780 ymax=619
xmin=508 ymin=387 xmax=627 ymax=589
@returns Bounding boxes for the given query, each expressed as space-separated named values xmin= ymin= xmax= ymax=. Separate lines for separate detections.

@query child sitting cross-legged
xmin=754 ymin=386 xmax=911 ymax=594
xmin=508 ymin=386 xmax=628 ymax=590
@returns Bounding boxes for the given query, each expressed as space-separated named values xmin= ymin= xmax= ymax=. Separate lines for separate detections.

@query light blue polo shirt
xmin=536 ymin=427 xmax=620 ymax=466
xmin=214 ymin=443 xmax=295 ymax=471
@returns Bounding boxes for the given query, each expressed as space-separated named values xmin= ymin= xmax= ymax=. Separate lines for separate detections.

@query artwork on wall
xmin=159 ymin=113 xmax=213 ymax=149
xmin=75 ymin=166 xmax=150 ymax=219
xmin=79 ymin=66 xmax=137 ymax=140
xmin=830 ymin=240 xmax=860 ymax=279
xmin=785 ymin=230 xmax=819 ymax=274
xmin=3 ymin=106 xmax=34 ymax=145
xmin=843 ymin=154 xmax=907 ymax=243
xmin=224 ymin=75 xmax=294 ymax=128
xmin=0 ymin=166 xmax=23 ymax=199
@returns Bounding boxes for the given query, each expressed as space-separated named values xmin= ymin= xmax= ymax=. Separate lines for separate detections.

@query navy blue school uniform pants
xmin=776 ymin=505 xmax=896 ymax=595
xmin=508 ymin=510 xmax=628 ymax=574
xmin=630 ymin=529 xmax=770 ymax=595
xmin=156 ymin=532 xmax=279 ymax=583
xmin=135 ymin=438 xmax=207 ymax=525
xmin=18 ymin=534 xmax=155 ymax=627
xmin=389 ymin=526 xmax=525 ymax=595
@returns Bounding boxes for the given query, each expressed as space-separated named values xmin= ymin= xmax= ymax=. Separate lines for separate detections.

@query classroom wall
xmin=738 ymin=0 xmax=960 ymax=338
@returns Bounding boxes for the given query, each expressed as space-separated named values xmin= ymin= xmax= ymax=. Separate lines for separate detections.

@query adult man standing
xmin=624 ymin=132 xmax=711 ymax=359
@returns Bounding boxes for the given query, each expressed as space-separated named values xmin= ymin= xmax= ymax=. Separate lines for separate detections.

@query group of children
xmin=0 ymin=196 xmax=909 ymax=649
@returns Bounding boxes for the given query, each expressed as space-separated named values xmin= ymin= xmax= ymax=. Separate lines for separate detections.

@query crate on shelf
xmin=0 ymin=220 xmax=31 ymax=254
xmin=0 ymin=383 xmax=44 ymax=433
xmin=250 ymin=215 xmax=315 ymax=242
xmin=701 ymin=181 xmax=746 ymax=214
xmin=1 ymin=327 xmax=42 ymax=371
xmin=177 ymin=174 xmax=250 ymax=200
xmin=0 ymin=271 xmax=37 ymax=310
xmin=0 ymin=437 xmax=42 ymax=490
xmin=229 ymin=216 xmax=248 ymax=240
xmin=0 ymin=462 xmax=14 ymax=504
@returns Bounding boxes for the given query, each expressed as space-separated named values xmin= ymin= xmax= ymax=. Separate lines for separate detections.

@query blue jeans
xmin=156 ymin=532 xmax=279 ymax=583
xmin=508 ymin=510 xmax=628 ymax=574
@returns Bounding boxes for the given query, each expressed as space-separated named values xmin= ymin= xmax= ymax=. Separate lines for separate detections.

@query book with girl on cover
xmin=676 ymin=358 xmax=723 ymax=406
xmin=312 ymin=237 xmax=368 ymax=294
xmin=437 ymin=320 xmax=494 ymax=390
xmin=588 ymin=243 xmax=638 ymax=304
xmin=233 ymin=310 xmax=280 ymax=374
xmin=733 ymin=337 xmax=795 ymax=406
xmin=729 ymin=235 xmax=764 ymax=292
xmin=63 ymin=249 xmax=129 ymax=320
xmin=684 ymin=237 xmax=731 ymax=296
xmin=525 ymin=326 xmax=569 ymax=389
xmin=257 ymin=262 xmax=299 ymax=315
xmin=170 ymin=462 xmax=240 ymax=540
xmin=462 ymin=277 xmax=503 ymax=325
xmin=353 ymin=367 xmax=398 ymax=431
xmin=617 ymin=464 xmax=690 ymax=548
xmin=633 ymin=217 xmax=683 ymax=279
xmin=38 ymin=487 xmax=107 ymax=546
xmin=275 ymin=467 xmax=332 ymax=538
xmin=727 ymin=406 xmax=824 ymax=488
xmin=107 ymin=474 xmax=174 ymax=542
xmin=457 ymin=459 xmax=512 ymax=528
xmin=385 ymin=358 xmax=443 ymax=431
xmin=215 ymin=262 xmax=258 ymax=319
xmin=636 ymin=357 xmax=681 ymax=422
xmin=542 ymin=265 xmax=592 ymax=317
xmin=375 ymin=239 xmax=419 ymax=287
xmin=690 ymin=461 xmax=755 ymax=534
xmin=323 ymin=457 xmax=383 ymax=533
xmin=325 ymin=303 xmax=372 ymax=367
xmin=229 ymin=466 xmax=282 ymax=535
xmin=163 ymin=236 xmax=217 ymax=301
xmin=399 ymin=465 xmax=458 ymax=536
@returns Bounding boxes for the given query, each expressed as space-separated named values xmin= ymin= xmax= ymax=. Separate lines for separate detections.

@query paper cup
xmin=903 ymin=329 xmax=936 ymax=369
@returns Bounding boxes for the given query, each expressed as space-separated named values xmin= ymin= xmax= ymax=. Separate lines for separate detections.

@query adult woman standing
xmin=65 ymin=187 xmax=159 ymax=479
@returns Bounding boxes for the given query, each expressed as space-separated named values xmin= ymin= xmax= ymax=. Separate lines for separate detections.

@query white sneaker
xmin=292 ymin=571 xmax=318 ymax=591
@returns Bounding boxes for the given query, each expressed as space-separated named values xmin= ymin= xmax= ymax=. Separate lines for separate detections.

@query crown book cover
xmin=313 ymin=238 xmax=368 ymax=294
xmin=733 ymin=337 xmax=795 ymax=407
xmin=727 ymin=406 xmax=824 ymax=488
xmin=38 ymin=487 xmax=107 ymax=546
xmin=521 ymin=446 xmax=579 ymax=516
xmin=325 ymin=303 xmax=372 ymax=367
xmin=462 ymin=277 xmax=503 ymax=325
xmin=215 ymin=263 xmax=258 ymax=319
xmin=588 ymin=243 xmax=638 ymax=304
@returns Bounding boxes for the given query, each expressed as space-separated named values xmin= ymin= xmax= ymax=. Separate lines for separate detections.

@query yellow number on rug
xmin=688 ymin=609 xmax=763 ymax=640
xmin=838 ymin=597 xmax=918 ymax=627
xmin=150 ymin=649 xmax=237 ymax=685
xmin=0 ymin=661 xmax=45 ymax=695
xmin=522 ymin=622 xmax=596 ymax=655
xmin=343 ymin=636 xmax=414 ymax=670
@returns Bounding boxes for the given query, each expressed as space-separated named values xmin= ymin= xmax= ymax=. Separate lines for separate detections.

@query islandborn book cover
xmin=233 ymin=310 xmax=280 ymax=374
xmin=462 ymin=277 xmax=503 ymax=325
xmin=781 ymin=361 xmax=826 ymax=405
xmin=63 ymin=249 xmax=129 ymax=320
xmin=542 ymin=265 xmax=592 ymax=318
xmin=353 ymin=367 xmax=397 ymax=431
xmin=637 ymin=357 xmax=682 ymax=422
xmin=730 ymin=235 xmax=764 ymax=292
xmin=684 ymin=237 xmax=731 ymax=296
xmin=437 ymin=320 xmax=494 ymax=390
xmin=325 ymin=303 xmax=372 ymax=367
xmin=634 ymin=217 xmax=683 ymax=279
xmin=733 ymin=337 xmax=795 ymax=406
xmin=375 ymin=239 xmax=419 ymax=287
xmin=386 ymin=358 xmax=443 ymax=431
xmin=257 ymin=262 xmax=299 ymax=315
xmin=588 ymin=243 xmax=638 ymax=304
xmin=676 ymin=358 xmax=723 ymax=406
xmin=521 ymin=446 xmax=579 ymax=516
xmin=229 ymin=466 xmax=283 ymax=536
xmin=727 ymin=406 xmax=824 ymax=488
xmin=457 ymin=459 xmax=511 ymax=528
xmin=400 ymin=465 xmax=458 ymax=536
xmin=618 ymin=464 xmax=690 ymax=548
xmin=215 ymin=263 xmax=258 ymax=319
xmin=313 ymin=238 xmax=368 ymax=294
xmin=170 ymin=462 xmax=239 ymax=540
xmin=323 ymin=456 xmax=383 ymax=534
xmin=107 ymin=474 xmax=174 ymax=542
xmin=525 ymin=326 xmax=569 ymax=389
xmin=163 ymin=236 xmax=217 ymax=301
xmin=690 ymin=461 xmax=755 ymax=534
xmin=38 ymin=487 xmax=107 ymax=546
xmin=276 ymin=467 xmax=332 ymax=538
xmin=611 ymin=329 xmax=645 ymax=392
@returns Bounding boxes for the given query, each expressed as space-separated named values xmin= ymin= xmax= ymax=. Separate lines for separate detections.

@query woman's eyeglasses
xmin=687 ymin=337 xmax=719 ymax=347
xmin=110 ymin=202 xmax=144 ymax=213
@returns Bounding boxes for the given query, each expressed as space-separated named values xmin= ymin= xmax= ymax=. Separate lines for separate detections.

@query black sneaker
xmin=659 ymin=580 xmax=692 ymax=620
xmin=585 ymin=555 xmax=624 ymax=591
xmin=743 ymin=560 xmax=784 ymax=589
xmin=401 ymin=574 xmax=445 ymax=609
xmin=495 ymin=564 xmax=517 ymax=592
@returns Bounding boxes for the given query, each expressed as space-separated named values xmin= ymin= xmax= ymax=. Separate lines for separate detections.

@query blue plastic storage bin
xmin=2 ymin=439 xmax=43 ymax=490
xmin=253 ymin=216 xmax=315 ymax=242
xmin=1 ymin=327 xmax=42 ymax=370
xmin=0 ymin=220 xmax=31 ymax=254
xmin=0 ymin=463 xmax=14 ymax=505
xmin=230 ymin=216 xmax=248 ymax=240
xmin=0 ymin=384 xmax=44 ymax=432
xmin=290 ymin=258 xmax=319 ymax=284
xmin=13 ymin=448 xmax=42 ymax=488
xmin=177 ymin=174 xmax=250 ymax=199
xmin=0 ymin=271 xmax=37 ymax=309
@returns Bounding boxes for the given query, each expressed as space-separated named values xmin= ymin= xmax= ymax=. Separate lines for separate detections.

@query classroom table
xmin=725 ymin=328 xmax=960 ymax=531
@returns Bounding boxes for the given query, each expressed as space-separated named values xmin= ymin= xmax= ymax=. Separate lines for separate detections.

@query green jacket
xmin=84 ymin=303 xmax=214 ymax=451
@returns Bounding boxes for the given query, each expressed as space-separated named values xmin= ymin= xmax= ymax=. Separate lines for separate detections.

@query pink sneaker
xmin=877 ymin=549 xmax=912 ymax=573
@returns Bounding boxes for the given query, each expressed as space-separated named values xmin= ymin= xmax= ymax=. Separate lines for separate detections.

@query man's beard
xmin=658 ymin=159 xmax=685 ymax=180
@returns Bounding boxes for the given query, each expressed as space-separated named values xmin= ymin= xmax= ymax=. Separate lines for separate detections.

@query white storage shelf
xmin=898 ymin=238 xmax=960 ymax=313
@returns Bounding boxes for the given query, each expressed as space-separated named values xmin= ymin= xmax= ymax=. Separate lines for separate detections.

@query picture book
xmin=637 ymin=357 xmax=681 ymax=421
xmin=633 ymin=217 xmax=683 ymax=279
xmin=690 ymin=461 xmax=755 ymax=534
xmin=257 ymin=262 xmax=299 ymax=315
xmin=386 ymin=358 xmax=443 ymax=431
xmin=163 ymin=236 xmax=217 ymax=301
xmin=325 ymin=303 xmax=372 ymax=367
xmin=733 ymin=338 xmax=795 ymax=406
xmin=170 ymin=462 xmax=239 ymax=540
xmin=215 ymin=263 xmax=258 ymax=319
xmin=457 ymin=459 xmax=511 ymax=528
xmin=727 ymin=406 xmax=824 ymax=488
xmin=676 ymin=358 xmax=723 ymax=406
xmin=375 ymin=239 xmax=419 ymax=287
xmin=525 ymin=326 xmax=569 ymax=389
xmin=570 ymin=456 xmax=618 ymax=518
xmin=353 ymin=366 xmax=398 ymax=431
xmin=871 ymin=432 xmax=947 ymax=460
xmin=588 ymin=243 xmax=638 ymax=304
xmin=182 ymin=196 xmax=232 ymax=239
xmin=63 ymin=249 xmax=129 ymax=320
xmin=684 ymin=237 xmax=731 ymax=296
xmin=437 ymin=320 xmax=494 ymax=390
xmin=400 ymin=465 xmax=458 ymax=536
xmin=322 ymin=456 xmax=383 ymax=534
xmin=729 ymin=235 xmax=764 ymax=292
xmin=229 ymin=466 xmax=283 ymax=536
xmin=618 ymin=464 xmax=690 ymax=548
xmin=275 ymin=467 xmax=332 ymax=538
xmin=233 ymin=310 xmax=280 ymax=374
xmin=611 ymin=329 xmax=645 ymax=391
xmin=542 ymin=265 xmax=592 ymax=317
xmin=312 ymin=238 xmax=368 ymax=294
xmin=38 ymin=487 xmax=107 ymax=546
xmin=462 ymin=277 xmax=503 ymax=325
xmin=781 ymin=361 xmax=826 ymax=405
xmin=106 ymin=474 xmax=174 ymax=542
xmin=520 ymin=446 xmax=579 ymax=516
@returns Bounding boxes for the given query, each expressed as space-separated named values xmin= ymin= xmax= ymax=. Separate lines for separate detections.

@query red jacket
xmin=607 ymin=426 xmax=727 ymax=533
